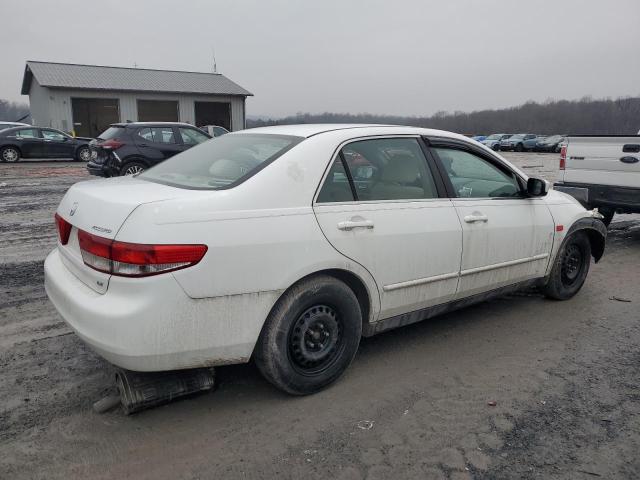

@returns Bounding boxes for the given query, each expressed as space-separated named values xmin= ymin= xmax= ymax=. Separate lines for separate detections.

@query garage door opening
xmin=195 ymin=101 xmax=231 ymax=130
xmin=71 ymin=98 xmax=120 ymax=138
xmin=137 ymin=100 xmax=179 ymax=122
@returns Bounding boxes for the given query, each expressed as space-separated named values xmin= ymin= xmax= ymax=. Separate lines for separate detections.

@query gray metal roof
xmin=21 ymin=61 xmax=252 ymax=97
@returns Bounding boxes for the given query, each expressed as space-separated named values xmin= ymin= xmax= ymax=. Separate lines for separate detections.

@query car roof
xmin=111 ymin=122 xmax=198 ymax=128
xmin=241 ymin=123 xmax=465 ymax=139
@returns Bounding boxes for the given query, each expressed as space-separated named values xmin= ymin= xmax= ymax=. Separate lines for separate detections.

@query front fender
xmin=567 ymin=216 xmax=607 ymax=262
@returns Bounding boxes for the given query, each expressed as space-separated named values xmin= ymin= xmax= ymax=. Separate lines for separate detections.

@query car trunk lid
xmin=55 ymin=176 xmax=184 ymax=293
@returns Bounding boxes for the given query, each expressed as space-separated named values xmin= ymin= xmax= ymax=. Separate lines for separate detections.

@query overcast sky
xmin=1 ymin=0 xmax=639 ymax=118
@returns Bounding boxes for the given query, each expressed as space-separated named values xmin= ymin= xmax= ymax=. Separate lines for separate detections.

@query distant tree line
xmin=0 ymin=99 xmax=30 ymax=123
xmin=247 ymin=96 xmax=640 ymax=135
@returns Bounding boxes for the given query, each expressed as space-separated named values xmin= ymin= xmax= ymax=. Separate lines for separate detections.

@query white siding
xmin=28 ymin=79 xmax=51 ymax=128
xmin=39 ymin=89 xmax=246 ymax=134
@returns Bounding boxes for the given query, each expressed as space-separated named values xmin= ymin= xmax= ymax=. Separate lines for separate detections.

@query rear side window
xmin=433 ymin=147 xmax=521 ymax=198
xmin=317 ymin=138 xmax=438 ymax=203
xmin=140 ymin=134 xmax=302 ymax=189
xmin=138 ymin=127 xmax=176 ymax=144
xmin=15 ymin=128 xmax=39 ymax=139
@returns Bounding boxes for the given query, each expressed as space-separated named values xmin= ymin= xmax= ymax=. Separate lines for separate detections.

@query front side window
xmin=317 ymin=137 xmax=438 ymax=203
xmin=140 ymin=133 xmax=302 ymax=189
xmin=42 ymin=129 xmax=67 ymax=141
xmin=180 ymin=127 xmax=209 ymax=145
xmin=433 ymin=148 xmax=522 ymax=198
xmin=15 ymin=128 xmax=39 ymax=139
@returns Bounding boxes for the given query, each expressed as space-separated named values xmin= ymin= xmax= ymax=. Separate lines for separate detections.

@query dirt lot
xmin=1 ymin=153 xmax=639 ymax=479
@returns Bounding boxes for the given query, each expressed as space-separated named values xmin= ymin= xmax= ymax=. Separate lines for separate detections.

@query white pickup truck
xmin=554 ymin=135 xmax=640 ymax=226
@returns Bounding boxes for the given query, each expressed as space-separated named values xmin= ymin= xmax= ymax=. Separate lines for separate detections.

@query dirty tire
xmin=76 ymin=146 xmax=91 ymax=162
xmin=255 ymin=275 xmax=362 ymax=395
xmin=120 ymin=161 xmax=147 ymax=176
xmin=1 ymin=146 xmax=20 ymax=162
xmin=542 ymin=231 xmax=591 ymax=300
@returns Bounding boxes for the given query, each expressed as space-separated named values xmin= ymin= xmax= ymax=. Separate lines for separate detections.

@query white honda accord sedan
xmin=45 ymin=124 xmax=606 ymax=395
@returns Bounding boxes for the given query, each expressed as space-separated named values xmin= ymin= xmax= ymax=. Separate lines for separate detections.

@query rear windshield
xmin=140 ymin=133 xmax=303 ymax=189
xmin=99 ymin=126 xmax=126 ymax=140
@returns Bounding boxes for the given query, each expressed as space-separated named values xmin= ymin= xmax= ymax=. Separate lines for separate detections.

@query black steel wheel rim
xmin=288 ymin=305 xmax=343 ymax=375
xmin=561 ymin=243 xmax=584 ymax=285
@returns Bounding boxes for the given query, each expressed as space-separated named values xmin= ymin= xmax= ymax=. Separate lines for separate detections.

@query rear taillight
xmin=559 ymin=145 xmax=567 ymax=170
xmin=77 ymin=230 xmax=207 ymax=277
xmin=100 ymin=139 xmax=124 ymax=150
xmin=54 ymin=213 xmax=72 ymax=245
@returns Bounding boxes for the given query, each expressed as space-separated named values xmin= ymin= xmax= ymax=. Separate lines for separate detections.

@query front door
xmin=41 ymin=129 xmax=75 ymax=158
xmin=313 ymin=137 xmax=462 ymax=320
xmin=430 ymin=144 xmax=554 ymax=298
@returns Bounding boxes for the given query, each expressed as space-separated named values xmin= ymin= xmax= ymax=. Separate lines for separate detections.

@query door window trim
xmin=313 ymin=135 xmax=449 ymax=205
xmin=425 ymin=136 xmax=528 ymax=200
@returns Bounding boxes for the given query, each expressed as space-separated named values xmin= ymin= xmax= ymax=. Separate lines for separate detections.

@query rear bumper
xmin=44 ymin=248 xmax=271 ymax=371
xmin=554 ymin=181 xmax=640 ymax=213
xmin=86 ymin=161 xmax=109 ymax=177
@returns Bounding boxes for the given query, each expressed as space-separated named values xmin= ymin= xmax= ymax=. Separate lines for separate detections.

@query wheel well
xmin=285 ymin=269 xmax=372 ymax=327
xmin=583 ymin=229 xmax=605 ymax=263
xmin=1 ymin=144 xmax=21 ymax=155
xmin=120 ymin=157 xmax=149 ymax=170
xmin=322 ymin=269 xmax=371 ymax=326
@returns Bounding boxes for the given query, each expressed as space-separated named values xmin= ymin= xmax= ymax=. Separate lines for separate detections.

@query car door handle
xmin=620 ymin=156 xmax=639 ymax=164
xmin=337 ymin=220 xmax=374 ymax=231
xmin=464 ymin=214 xmax=488 ymax=223
xmin=138 ymin=143 xmax=149 ymax=147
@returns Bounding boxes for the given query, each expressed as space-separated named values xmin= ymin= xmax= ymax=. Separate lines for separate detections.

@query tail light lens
xmin=559 ymin=145 xmax=567 ymax=170
xmin=100 ymin=139 xmax=124 ymax=150
xmin=54 ymin=213 xmax=72 ymax=245
xmin=77 ymin=230 xmax=207 ymax=277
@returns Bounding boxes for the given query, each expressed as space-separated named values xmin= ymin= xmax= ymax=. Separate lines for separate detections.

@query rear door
xmin=12 ymin=128 xmax=43 ymax=158
xmin=134 ymin=126 xmax=183 ymax=164
xmin=313 ymin=136 xmax=462 ymax=320
xmin=429 ymin=140 xmax=554 ymax=298
xmin=41 ymin=129 xmax=75 ymax=158
xmin=563 ymin=136 xmax=640 ymax=188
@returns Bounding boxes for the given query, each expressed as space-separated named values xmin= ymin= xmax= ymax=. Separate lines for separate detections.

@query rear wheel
xmin=255 ymin=275 xmax=362 ymax=395
xmin=120 ymin=161 xmax=147 ymax=176
xmin=1 ymin=146 xmax=20 ymax=162
xmin=515 ymin=143 xmax=524 ymax=152
xmin=76 ymin=146 xmax=91 ymax=162
xmin=542 ymin=231 xmax=591 ymax=300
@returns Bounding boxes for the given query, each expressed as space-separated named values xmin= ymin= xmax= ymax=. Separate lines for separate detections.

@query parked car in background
xmin=523 ymin=135 xmax=544 ymax=151
xmin=0 ymin=126 xmax=92 ymax=162
xmin=86 ymin=122 xmax=211 ymax=177
xmin=46 ymin=124 xmax=606 ymax=395
xmin=481 ymin=133 xmax=512 ymax=151
xmin=0 ymin=121 xmax=29 ymax=131
xmin=199 ymin=125 xmax=229 ymax=137
xmin=472 ymin=135 xmax=487 ymax=142
xmin=535 ymin=135 xmax=566 ymax=152
xmin=500 ymin=133 xmax=537 ymax=151
xmin=554 ymin=135 xmax=640 ymax=226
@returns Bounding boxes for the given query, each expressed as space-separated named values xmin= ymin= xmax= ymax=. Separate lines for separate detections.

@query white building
xmin=21 ymin=61 xmax=252 ymax=138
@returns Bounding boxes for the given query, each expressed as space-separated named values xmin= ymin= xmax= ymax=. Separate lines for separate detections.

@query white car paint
xmin=45 ymin=124 xmax=600 ymax=372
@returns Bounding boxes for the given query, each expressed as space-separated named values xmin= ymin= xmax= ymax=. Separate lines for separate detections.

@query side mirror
xmin=527 ymin=177 xmax=549 ymax=197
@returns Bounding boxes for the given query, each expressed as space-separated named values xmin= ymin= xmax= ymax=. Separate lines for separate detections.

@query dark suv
xmin=86 ymin=122 xmax=211 ymax=177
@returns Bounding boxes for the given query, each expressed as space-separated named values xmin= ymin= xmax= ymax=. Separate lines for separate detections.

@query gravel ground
xmin=1 ymin=153 xmax=639 ymax=479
